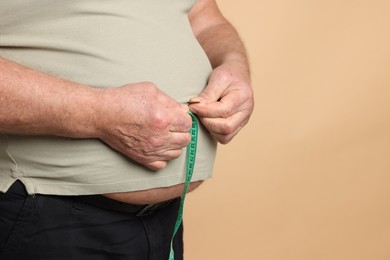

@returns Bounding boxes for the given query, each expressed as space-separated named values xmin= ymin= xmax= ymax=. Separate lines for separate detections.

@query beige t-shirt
xmin=0 ymin=0 xmax=217 ymax=195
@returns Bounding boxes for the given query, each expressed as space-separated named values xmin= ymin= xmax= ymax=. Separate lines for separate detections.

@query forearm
xmin=198 ymin=23 xmax=249 ymax=73
xmin=0 ymin=57 xmax=99 ymax=138
xmin=189 ymin=0 xmax=250 ymax=77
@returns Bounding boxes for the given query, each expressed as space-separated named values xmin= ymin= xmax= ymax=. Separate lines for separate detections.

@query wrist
xmin=219 ymin=53 xmax=251 ymax=82
xmin=56 ymin=85 xmax=106 ymax=140
xmin=82 ymin=87 xmax=110 ymax=140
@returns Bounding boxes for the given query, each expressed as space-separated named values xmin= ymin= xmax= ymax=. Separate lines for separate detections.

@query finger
xmin=199 ymin=117 xmax=236 ymax=136
xmin=145 ymin=161 xmax=167 ymax=170
xmin=199 ymin=111 xmax=249 ymax=138
xmin=165 ymin=132 xmax=192 ymax=149
xmin=169 ymin=111 xmax=192 ymax=133
xmin=180 ymin=103 xmax=190 ymax=112
xmin=142 ymin=148 xmax=184 ymax=170
xmin=146 ymin=148 xmax=183 ymax=160
xmin=141 ymin=133 xmax=190 ymax=158
xmin=195 ymin=71 xmax=231 ymax=102
xmin=190 ymin=89 xmax=244 ymax=118
xmin=200 ymin=117 xmax=244 ymax=144
xmin=190 ymin=100 xmax=232 ymax=118
xmin=209 ymin=129 xmax=241 ymax=144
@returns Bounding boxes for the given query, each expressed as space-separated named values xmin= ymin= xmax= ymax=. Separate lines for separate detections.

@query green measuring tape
xmin=168 ymin=111 xmax=198 ymax=260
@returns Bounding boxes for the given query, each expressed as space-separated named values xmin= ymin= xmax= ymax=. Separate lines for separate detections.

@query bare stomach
xmin=103 ymin=180 xmax=203 ymax=204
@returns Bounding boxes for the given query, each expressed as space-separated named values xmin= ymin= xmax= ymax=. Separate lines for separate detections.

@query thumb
xmin=190 ymin=73 xmax=226 ymax=103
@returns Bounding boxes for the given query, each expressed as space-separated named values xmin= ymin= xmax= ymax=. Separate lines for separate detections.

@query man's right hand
xmin=94 ymin=82 xmax=192 ymax=170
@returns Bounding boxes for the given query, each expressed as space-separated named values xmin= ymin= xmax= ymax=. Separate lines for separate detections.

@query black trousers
xmin=0 ymin=181 xmax=183 ymax=260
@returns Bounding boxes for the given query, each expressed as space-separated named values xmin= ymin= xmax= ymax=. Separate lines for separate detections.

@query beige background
xmin=185 ymin=0 xmax=390 ymax=259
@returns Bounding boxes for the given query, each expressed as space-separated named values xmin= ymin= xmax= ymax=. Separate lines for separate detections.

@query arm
xmin=188 ymin=0 xmax=254 ymax=144
xmin=0 ymin=57 xmax=191 ymax=170
xmin=0 ymin=57 xmax=99 ymax=138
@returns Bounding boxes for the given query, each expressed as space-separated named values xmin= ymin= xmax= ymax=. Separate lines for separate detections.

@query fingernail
xmin=188 ymin=97 xmax=203 ymax=104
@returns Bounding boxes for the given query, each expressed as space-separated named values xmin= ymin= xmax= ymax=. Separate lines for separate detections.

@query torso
xmin=0 ymin=0 xmax=217 ymax=196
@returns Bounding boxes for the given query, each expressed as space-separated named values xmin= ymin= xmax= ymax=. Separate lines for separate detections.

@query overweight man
xmin=0 ymin=0 xmax=254 ymax=259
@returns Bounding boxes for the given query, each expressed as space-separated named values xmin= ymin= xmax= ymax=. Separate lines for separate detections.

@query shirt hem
xmin=0 ymin=173 xmax=213 ymax=196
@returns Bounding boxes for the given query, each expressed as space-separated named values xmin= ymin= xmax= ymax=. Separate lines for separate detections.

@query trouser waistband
xmin=78 ymin=194 xmax=177 ymax=216
xmin=5 ymin=180 xmax=177 ymax=217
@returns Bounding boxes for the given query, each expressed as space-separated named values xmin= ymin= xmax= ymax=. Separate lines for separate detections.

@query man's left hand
xmin=189 ymin=61 xmax=254 ymax=144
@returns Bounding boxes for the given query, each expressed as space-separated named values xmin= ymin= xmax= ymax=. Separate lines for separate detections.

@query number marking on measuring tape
xmin=168 ymin=111 xmax=198 ymax=260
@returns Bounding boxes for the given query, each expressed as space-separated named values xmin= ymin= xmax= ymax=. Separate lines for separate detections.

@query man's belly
xmin=0 ymin=1 xmax=217 ymax=197
xmin=103 ymin=180 xmax=203 ymax=204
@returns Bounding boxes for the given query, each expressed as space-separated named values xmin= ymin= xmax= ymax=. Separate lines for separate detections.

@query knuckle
xmin=148 ymin=136 xmax=164 ymax=149
xmin=218 ymin=136 xmax=231 ymax=145
xmin=150 ymin=112 xmax=169 ymax=130
xmin=141 ymin=82 xmax=160 ymax=96
xmin=147 ymin=161 xmax=167 ymax=170
xmin=220 ymin=107 xmax=231 ymax=118
xmin=221 ymin=120 xmax=235 ymax=135
xmin=171 ymin=149 xmax=182 ymax=159
xmin=237 ymin=85 xmax=252 ymax=100
xmin=175 ymin=113 xmax=191 ymax=132
xmin=183 ymin=133 xmax=192 ymax=146
xmin=184 ymin=117 xmax=192 ymax=132
xmin=142 ymin=81 xmax=157 ymax=90
xmin=246 ymin=90 xmax=255 ymax=107
xmin=130 ymin=152 xmax=148 ymax=165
